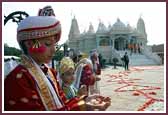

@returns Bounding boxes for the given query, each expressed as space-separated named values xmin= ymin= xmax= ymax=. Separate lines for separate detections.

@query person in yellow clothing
xmin=60 ymin=57 xmax=87 ymax=100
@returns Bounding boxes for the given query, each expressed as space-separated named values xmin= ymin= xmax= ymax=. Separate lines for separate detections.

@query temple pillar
xmin=96 ymin=36 xmax=99 ymax=49
xmin=113 ymin=39 xmax=115 ymax=49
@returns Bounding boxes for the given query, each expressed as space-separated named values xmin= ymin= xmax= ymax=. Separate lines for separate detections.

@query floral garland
xmin=105 ymin=66 xmax=164 ymax=111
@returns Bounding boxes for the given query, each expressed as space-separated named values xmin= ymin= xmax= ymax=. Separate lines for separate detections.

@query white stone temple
xmin=67 ymin=16 xmax=162 ymax=66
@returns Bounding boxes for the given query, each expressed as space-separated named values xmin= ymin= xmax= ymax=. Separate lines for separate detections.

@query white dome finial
xmin=117 ymin=17 xmax=120 ymax=22
xmin=98 ymin=18 xmax=101 ymax=23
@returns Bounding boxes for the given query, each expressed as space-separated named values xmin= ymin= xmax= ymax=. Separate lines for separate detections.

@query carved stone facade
xmin=68 ymin=17 xmax=148 ymax=62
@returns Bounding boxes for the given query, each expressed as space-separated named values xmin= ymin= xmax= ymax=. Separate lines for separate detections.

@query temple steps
xmin=116 ymin=50 xmax=158 ymax=66
xmin=129 ymin=54 xmax=157 ymax=66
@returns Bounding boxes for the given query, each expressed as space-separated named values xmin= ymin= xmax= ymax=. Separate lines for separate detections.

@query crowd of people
xmin=128 ymin=43 xmax=141 ymax=55
xmin=4 ymin=6 xmax=111 ymax=111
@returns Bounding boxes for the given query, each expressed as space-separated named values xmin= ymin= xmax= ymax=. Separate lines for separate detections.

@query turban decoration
xmin=17 ymin=6 xmax=61 ymax=44
xmin=60 ymin=57 xmax=75 ymax=75
xmin=38 ymin=6 xmax=55 ymax=16
xmin=77 ymin=58 xmax=93 ymax=69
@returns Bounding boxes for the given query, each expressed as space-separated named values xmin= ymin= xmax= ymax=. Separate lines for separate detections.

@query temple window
xmin=99 ymin=39 xmax=110 ymax=46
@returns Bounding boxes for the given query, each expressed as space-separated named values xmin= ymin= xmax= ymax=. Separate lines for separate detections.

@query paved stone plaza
xmin=98 ymin=65 xmax=165 ymax=112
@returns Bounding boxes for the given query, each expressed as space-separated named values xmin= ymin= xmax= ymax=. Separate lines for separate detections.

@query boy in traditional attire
xmin=60 ymin=57 xmax=87 ymax=100
xmin=4 ymin=6 xmax=111 ymax=111
xmin=90 ymin=49 xmax=101 ymax=94
xmin=74 ymin=58 xmax=101 ymax=95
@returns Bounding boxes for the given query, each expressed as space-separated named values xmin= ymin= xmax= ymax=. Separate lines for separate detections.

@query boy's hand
xmin=78 ymin=85 xmax=88 ymax=96
xmin=85 ymin=95 xmax=111 ymax=111
xmin=95 ymin=76 xmax=101 ymax=81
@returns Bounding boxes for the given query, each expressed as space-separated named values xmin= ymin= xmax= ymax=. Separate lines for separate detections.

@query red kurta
xmin=4 ymin=65 xmax=85 ymax=111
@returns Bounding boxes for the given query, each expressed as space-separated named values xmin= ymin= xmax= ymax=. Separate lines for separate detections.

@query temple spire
xmin=68 ymin=16 xmax=80 ymax=40
xmin=137 ymin=16 xmax=147 ymax=39
xmin=87 ymin=22 xmax=95 ymax=33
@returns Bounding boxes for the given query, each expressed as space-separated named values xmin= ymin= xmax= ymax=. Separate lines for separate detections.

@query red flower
xmin=133 ymin=92 xmax=140 ymax=96
xmin=148 ymin=91 xmax=157 ymax=95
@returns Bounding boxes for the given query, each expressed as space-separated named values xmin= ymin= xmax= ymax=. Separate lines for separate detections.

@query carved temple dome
xmin=112 ymin=18 xmax=126 ymax=30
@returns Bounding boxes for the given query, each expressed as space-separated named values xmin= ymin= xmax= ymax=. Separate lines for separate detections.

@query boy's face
xmin=62 ymin=69 xmax=75 ymax=85
xmin=26 ymin=36 xmax=58 ymax=64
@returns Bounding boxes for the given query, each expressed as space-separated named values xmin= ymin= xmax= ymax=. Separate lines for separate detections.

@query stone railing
xmin=140 ymin=46 xmax=162 ymax=65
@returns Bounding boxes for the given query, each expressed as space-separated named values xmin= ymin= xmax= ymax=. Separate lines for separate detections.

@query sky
xmin=2 ymin=2 xmax=166 ymax=49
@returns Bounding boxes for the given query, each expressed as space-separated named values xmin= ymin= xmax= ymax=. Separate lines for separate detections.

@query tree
xmin=53 ymin=50 xmax=64 ymax=61
xmin=4 ymin=44 xmax=22 ymax=57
